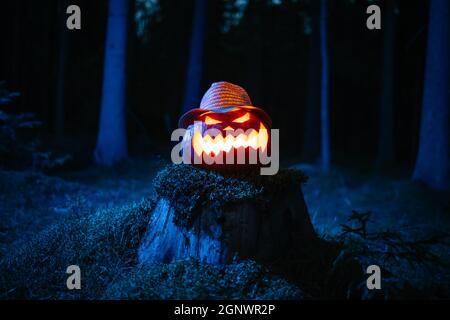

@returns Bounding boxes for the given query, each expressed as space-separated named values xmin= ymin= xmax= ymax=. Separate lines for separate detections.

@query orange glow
xmin=205 ymin=116 xmax=222 ymax=125
xmin=191 ymin=122 xmax=269 ymax=157
xmin=258 ymin=122 xmax=268 ymax=151
xmin=232 ymin=112 xmax=250 ymax=123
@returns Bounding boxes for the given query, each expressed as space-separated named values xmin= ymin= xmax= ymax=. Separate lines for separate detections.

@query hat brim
xmin=178 ymin=105 xmax=272 ymax=129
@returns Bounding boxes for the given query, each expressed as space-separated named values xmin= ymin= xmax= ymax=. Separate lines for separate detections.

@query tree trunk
xmin=181 ymin=0 xmax=207 ymax=113
xmin=54 ymin=0 xmax=69 ymax=138
xmin=246 ymin=0 xmax=264 ymax=107
xmin=302 ymin=0 xmax=321 ymax=162
xmin=95 ymin=0 xmax=129 ymax=166
xmin=376 ymin=0 xmax=396 ymax=167
xmin=413 ymin=0 xmax=449 ymax=189
xmin=319 ymin=0 xmax=330 ymax=172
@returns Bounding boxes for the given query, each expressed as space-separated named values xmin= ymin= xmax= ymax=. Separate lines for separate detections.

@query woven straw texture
xmin=199 ymin=82 xmax=252 ymax=110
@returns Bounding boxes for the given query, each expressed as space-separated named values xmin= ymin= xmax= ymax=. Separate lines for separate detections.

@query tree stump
xmin=138 ymin=165 xmax=317 ymax=265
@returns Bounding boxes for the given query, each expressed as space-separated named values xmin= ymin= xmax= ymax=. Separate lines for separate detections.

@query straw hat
xmin=178 ymin=82 xmax=272 ymax=128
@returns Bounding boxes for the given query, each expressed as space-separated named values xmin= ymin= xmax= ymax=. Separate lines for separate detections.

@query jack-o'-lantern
xmin=179 ymin=82 xmax=272 ymax=166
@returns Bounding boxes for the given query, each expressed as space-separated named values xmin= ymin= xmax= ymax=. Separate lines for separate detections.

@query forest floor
xmin=292 ymin=163 xmax=450 ymax=239
xmin=0 ymin=158 xmax=449 ymax=299
xmin=0 ymin=158 xmax=161 ymax=257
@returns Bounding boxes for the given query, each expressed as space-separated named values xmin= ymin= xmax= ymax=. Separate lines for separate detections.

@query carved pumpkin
xmin=179 ymin=82 xmax=272 ymax=166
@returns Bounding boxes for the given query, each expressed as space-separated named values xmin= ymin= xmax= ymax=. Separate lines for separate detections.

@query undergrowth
xmin=104 ymin=259 xmax=303 ymax=300
xmin=0 ymin=198 xmax=155 ymax=299
xmin=1 ymin=165 xmax=449 ymax=300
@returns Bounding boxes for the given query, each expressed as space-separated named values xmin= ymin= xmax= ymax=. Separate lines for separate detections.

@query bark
xmin=319 ymin=0 xmax=330 ymax=172
xmin=413 ymin=0 xmax=449 ymax=189
xmin=139 ymin=186 xmax=317 ymax=265
xmin=181 ymin=0 xmax=207 ymax=113
xmin=54 ymin=0 xmax=69 ymax=137
xmin=95 ymin=0 xmax=129 ymax=166
xmin=376 ymin=0 xmax=396 ymax=167
xmin=302 ymin=0 xmax=321 ymax=161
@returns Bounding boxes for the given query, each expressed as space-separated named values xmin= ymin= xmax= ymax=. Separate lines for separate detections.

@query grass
xmin=292 ymin=163 xmax=450 ymax=238
xmin=0 ymin=160 xmax=449 ymax=299
xmin=104 ymin=259 xmax=303 ymax=300
xmin=0 ymin=162 xmax=306 ymax=300
xmin=0 ymin=159 xmax=158 ymax=256
xmin=0 ymin=196 xmax=303 ymax=300
xmin=0 ymin=198 xmax=155 ymax=299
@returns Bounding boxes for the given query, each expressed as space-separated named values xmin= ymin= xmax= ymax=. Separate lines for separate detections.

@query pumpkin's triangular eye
xmin=205 ymin=116 xmax=222 ymax=125
xmin=232 ymin=112 xmax=250 ymax=123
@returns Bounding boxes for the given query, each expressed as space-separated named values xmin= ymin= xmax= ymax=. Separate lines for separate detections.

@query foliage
xmin=0 ymin=193 xmax=303 ymax=300
xmin=222 ymin=0 xmax=249 ymax=33
xmin=31 ymin=151 xmax=72 ymax=171
xmin=340 ymin=210 xmax=371 ymax=238
xmin=105 ymin=258 xmax=303 ymax=300
xmin=135 ymin=0 xmax=160 ymax=40
xmin=338 ymin=210 xmax=450 ymax=269
xmin=0 ymin=198 xmax=155 ymax=299
xmin=0 ymin=82 xmax=71 ymax=171
xmin=152 ymin=164 xmax=307 ymax=228
xmin=0 ymin=82 xmax=41 ymax=159
xmin=334 ymin=210 xmax=450 ymax=298
xmin=1 ymin=162 xmax=449 ymax=300
xmin=0 ymin=82 xmax=20 ymax=105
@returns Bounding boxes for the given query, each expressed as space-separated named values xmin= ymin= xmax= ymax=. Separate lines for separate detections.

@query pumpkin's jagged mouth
xmin=192 ymin=122 xmax=269 ymax=157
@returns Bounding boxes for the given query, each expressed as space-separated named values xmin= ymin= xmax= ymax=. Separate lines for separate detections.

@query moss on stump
xmin=153 ymin=164 xmax=308 ymax=228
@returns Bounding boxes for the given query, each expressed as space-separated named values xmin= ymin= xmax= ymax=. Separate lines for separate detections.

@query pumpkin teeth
xmin=191 ymin=122 xmax=268 ymax=157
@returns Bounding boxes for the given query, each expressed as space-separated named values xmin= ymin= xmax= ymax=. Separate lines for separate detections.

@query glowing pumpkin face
xmin=181 ymin=107 xmax=270 ymax=165
xmin=178 ymin=82 xmax=272 ymax=166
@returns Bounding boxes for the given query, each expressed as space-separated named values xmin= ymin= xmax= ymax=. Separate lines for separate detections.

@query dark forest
xmin=0 ymin=0 xmax=449 ymax=302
